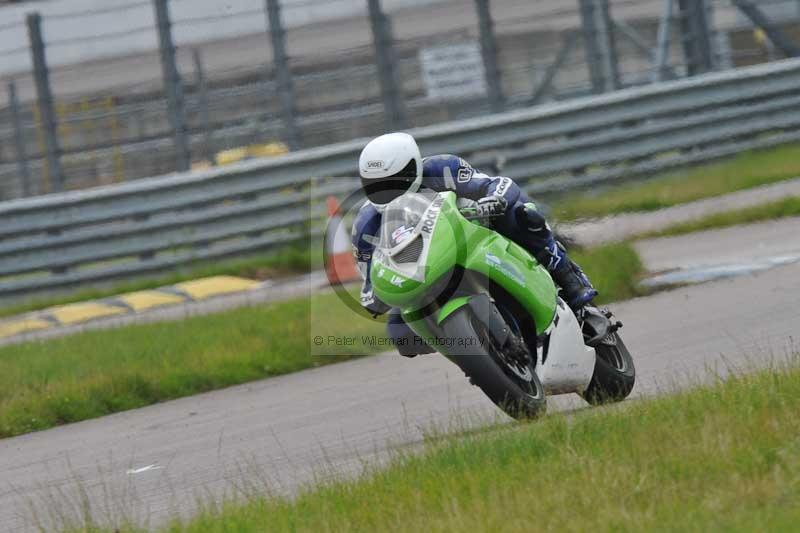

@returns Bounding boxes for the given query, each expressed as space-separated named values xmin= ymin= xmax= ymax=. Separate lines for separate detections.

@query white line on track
xmin=126 ymin=464 xmax=163 ymax=475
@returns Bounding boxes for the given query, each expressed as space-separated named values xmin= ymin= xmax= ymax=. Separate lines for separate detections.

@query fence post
xmin=8 ymin=81 xmax=32 ymax=197
xmin=732 ymin=0 xmax=800 ymax=57
xmin=578 ymin=0 xmax=620 ymax=94
xmin=531 ymin=32 xmax=578 ymax=105
xmin=265 ymin=0 xmax=301 ymax=150
xmin=653 ymin=0 xmax=674 ymax=82
xmin=192 ymin=49 xmax=215 ymax=165
xmin=677 ymin=0 xmax=715 ymax=75
xmin=366 ymin=0 xmax=404 ymax=130
xmin=474 ymin=0 xmax=504 ymax=113
xmin=153 ymin=0 xmax=190 ymax=172
xmin=26 ymin=12 xmax=63 ymax=192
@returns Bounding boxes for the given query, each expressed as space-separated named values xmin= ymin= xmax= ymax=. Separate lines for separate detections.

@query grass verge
xmin=0 ymin=290 xmax=382 ymax=439
xmin=164 ymin=360 xmax=800 ymax=532
xmin=0 ymin=245 xmax=317 ymax=319
xmin=554 ymin=143 xmax=800 ymax=220
xmin=637 ymin=196 xmax=800 ymax=239
xmin=571 ymin=242 xmax=644 ymax=302
xmin=0 ymin=242 xmax=643 ymax=439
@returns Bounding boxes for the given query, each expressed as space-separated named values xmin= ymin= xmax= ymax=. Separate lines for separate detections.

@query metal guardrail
xmin=6 ymin=0 xmax=789 ymax=199
xmin=1 ymin=57 xmax=800 ymax=301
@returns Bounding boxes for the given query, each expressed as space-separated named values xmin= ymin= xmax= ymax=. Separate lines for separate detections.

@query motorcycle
xmin=369 ymin=190 xmax=635 ymax=418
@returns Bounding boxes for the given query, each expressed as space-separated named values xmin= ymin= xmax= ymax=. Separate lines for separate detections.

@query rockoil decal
xmin=420 ymin=196 xmax=445 ymax=235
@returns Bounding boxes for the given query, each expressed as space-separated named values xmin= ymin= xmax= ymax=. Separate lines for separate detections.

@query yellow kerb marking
xmin=0 ymin=318 xmax=52 ymax=339
xmin=48 ymin=302 xmax=128 ymax=325
xmin=174 ymin=276 xmax=260 ymax=300
xmin=118 ymin=290 xmax=186 ymax=312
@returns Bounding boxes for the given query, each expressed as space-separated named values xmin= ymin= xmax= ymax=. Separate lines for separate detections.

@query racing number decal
xmin=457 ymin=158 xmax=474 ymax=183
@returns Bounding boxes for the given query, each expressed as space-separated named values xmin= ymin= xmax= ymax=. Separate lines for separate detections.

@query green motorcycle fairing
xmin=370 ymin=191 xmax=557 ymax=336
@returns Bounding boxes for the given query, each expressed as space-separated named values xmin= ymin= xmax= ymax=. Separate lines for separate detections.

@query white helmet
xmin=358 ymin=132 xmax=422 ymax=209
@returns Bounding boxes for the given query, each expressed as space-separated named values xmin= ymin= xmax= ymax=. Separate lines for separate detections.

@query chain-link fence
xmin=0 ymin=0 xmax=799 ymax=201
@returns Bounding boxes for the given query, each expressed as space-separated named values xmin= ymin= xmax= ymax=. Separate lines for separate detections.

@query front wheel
xmin=439 ymin=307 xmax=546 ymax=419
xmin=581 ymin=331 xmax=635 ymax=405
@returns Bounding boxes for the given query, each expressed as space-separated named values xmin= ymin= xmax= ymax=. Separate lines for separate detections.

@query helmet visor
xmin=361 ymin=159 xmax=418 ymax=206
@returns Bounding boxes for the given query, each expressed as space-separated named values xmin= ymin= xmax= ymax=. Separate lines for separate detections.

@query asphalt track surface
xmin=1 ymin=221 xmax=799 ymax=531
xmin=562 ymin=177 xmax=800 ymax=246
xmin=637 ymin=216 xmax=800 ymax=274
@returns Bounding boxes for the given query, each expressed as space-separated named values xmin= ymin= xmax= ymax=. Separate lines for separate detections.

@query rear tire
xmin=439 ymin=308 xmax=546 ymax=419
xmin=581 ymin=332 xmax=635 ymax=405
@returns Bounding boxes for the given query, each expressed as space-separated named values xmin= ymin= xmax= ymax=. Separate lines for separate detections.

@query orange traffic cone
xmin=325 ymin=196 xmax=360 ymax=285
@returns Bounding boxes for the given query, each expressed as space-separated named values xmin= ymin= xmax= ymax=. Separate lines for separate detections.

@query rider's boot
xmin=534 ymin=240 xmax=598 ymax=312
xmin=513 ymin=203 xmax=598 ymax=311
xmin=549 ymin=257 xmax=598 ymax=311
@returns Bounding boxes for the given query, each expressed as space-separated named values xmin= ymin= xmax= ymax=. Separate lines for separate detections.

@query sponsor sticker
xmin=391 ymin=225 xmax=415 ymax=245
xmin=485 ymin=252 xmax=525 ymax=286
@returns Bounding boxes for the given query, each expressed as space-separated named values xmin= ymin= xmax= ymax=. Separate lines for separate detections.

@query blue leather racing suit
xmin=351 ymin=154 xmax=578 ymax=357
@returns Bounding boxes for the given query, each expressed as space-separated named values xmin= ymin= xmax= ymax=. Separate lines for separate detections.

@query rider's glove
xmin=475 ymin=195 xmax=508 ymax=218
xmin=361 ymin=285 xmax=391 ymax=318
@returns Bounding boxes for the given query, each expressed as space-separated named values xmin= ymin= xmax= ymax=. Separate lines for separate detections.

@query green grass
xmin=571 ymin=242 xmax=644 ymax=303
xmin=0 ymin=245 xmax=317 ymax=319
xmin=0 ymin=290 xmax=383 ymax=439
xmin=0 ymin=243 xmax=643 ymax=439
xmin=162 ymin=360 xmax=800 ymax=533
xmin=554 ymin=143 xmax=800 ymax=220
xmin=637 ymin=196 xmax=800 ymax=239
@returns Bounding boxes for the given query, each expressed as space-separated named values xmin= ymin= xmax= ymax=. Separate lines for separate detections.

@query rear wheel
xmin=581 ymin=332 xmax=635 ymax=405
xmin=440 ymin=307 xmax=546 ymax=419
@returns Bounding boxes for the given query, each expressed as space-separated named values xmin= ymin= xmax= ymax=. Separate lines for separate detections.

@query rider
xmin=351 ymin=132 xmax=597 ymax=357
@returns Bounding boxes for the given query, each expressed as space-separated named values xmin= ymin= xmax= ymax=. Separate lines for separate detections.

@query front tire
xmin=439 ymin=307 xmax=546 ymax=419
xmin=582 ymin=332 xmax=635 ymax=405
